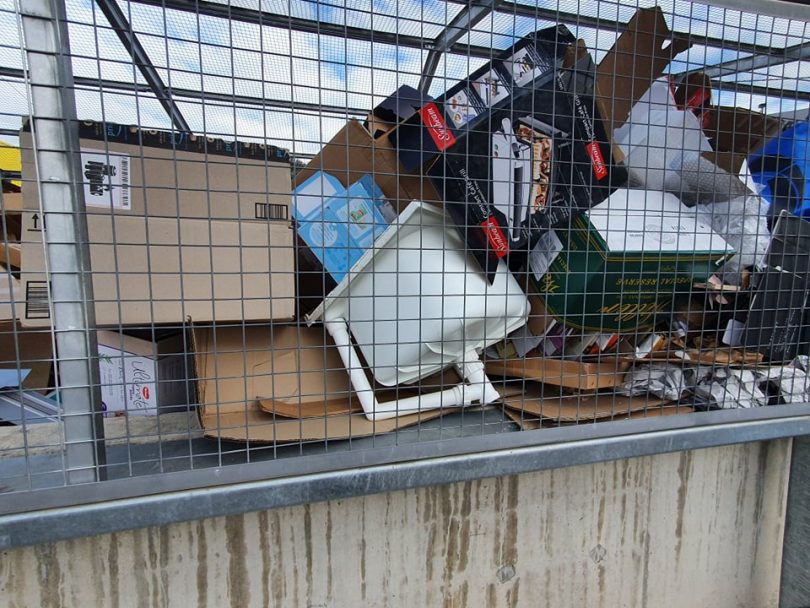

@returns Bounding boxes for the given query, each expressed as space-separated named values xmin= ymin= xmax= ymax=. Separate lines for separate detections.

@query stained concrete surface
xmin=0 ymin=439 xmax=791 ymax=607
xmin=780 ymin=435 xmax=810 ymax=608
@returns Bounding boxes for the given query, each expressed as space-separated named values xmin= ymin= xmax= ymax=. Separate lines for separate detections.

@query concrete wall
xmin=0 ymin=440 xmax=791 ymax=607
xmin=780 ymin=436 xmax=810 ymax=608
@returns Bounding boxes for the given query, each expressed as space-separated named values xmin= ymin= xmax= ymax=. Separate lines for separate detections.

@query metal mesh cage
xmin=0 ymin=0 xmax=809 ymax=548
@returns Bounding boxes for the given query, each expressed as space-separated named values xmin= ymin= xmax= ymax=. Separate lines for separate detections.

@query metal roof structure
xmin=0 ymin=0 xmax=808 ymax=157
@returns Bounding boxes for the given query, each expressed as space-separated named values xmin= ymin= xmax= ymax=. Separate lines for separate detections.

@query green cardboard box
xmin=529 ymin=189 xmax=734 ymax=332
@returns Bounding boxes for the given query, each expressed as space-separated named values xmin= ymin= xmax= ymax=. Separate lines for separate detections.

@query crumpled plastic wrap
xmin=666 ymin=153 xmax=750 ymax=207
xmin=621 ymin=363 xmax=692 ymax=401
xmin=761 ymin=365 xmax=810 ymax=404
xmin=693 ymin=368 xmax=768 ymax=409
xmin=624 ymin=358 xmax=810 ymax=409
xmin=695 ymin=194 xmax=771 ymax=285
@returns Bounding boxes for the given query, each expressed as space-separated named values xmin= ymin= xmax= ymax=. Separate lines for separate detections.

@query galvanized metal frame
xmin=95 ymin=0 xmax=810 ymax=131
xmin=1 ymin=404 xmax=808 ymax=550
xmin=417 ymin=0 xmax=497 ymax=94
xmin=18 ymin=0 xmax=105 ymax=484
xmin=93 ymin=0 xmax=191 ymax=131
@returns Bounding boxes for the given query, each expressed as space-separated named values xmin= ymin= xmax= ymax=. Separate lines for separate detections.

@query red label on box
xmin=586 ymin=141 xmax=608 ymax=180
xmin=480 ymin=216 xmax=508 ymax=258
xmin=420 ymin=103 xmax=456 ymax=151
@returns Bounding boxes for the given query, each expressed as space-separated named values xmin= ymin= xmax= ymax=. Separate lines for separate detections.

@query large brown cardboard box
xmin=192 ymin=323 xmax=450 ymax=443
xmin=20 ymin=212 xmax=295 ymax=326
xmin=292 ymin=119 xmax=442 ymax=316
xmin=19 ymin=121 xmax=296 ymax=327
xmin=20 ymin=121 xmax=292 ymax=222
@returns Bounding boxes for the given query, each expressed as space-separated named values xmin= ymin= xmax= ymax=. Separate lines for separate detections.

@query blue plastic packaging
xmin=749 ymin=121 xmax=810 ymax=225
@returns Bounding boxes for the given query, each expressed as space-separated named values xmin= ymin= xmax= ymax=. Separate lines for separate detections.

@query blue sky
xmin=0 ymin=0 xmax=806 ymax=154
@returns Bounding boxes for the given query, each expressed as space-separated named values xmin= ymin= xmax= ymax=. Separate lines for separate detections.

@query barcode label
xmin=25 ymin=281 xmax=50 ymax=319
xmin=120 ymin=155 xmax=130 ymax=208
xmin=80 ymin=149 xmax=132 ymax=210
xmin=255 ymin=202 xmax=288 ymax=221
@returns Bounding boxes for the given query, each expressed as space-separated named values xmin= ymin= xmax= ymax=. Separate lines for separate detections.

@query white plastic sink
xmin=308 ymin=200 xmax=529 ymax=421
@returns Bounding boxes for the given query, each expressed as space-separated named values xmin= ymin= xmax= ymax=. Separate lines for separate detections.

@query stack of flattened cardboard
xmin=192 ymin=323 xmax=456 ymax=443
xmin=496 ymin=379 xmax=693 ymax=427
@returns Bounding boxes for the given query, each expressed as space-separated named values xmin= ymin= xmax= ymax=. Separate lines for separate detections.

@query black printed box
xmin=391 ymin=24 xmax=577 ymax=173
xmin=429 ymin=70 xmax=627 ymax=283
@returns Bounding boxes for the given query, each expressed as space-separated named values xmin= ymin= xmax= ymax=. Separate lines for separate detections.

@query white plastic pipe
xmin=457 ymin=357 xmax=501 ymax=405
xmin=325 ymin=319 xmax=501 ymax=421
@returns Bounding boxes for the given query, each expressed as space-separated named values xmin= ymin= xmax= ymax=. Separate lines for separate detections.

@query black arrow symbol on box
xmin=28 ymin=213 xmax=43 ymax=232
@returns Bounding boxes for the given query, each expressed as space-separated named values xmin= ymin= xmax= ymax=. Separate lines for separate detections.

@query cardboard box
xmin=703 ymin=105 xmax=784 ymax=175
xmin=392 ymin=24 xmax=578 ymax=172
xmin=429 ymin=70 xmax=624 ymax=282
xmin=0 ymin=272 xmax=21 ymax=322
xmin=486 ymin=354 xmax=631 ymax=391
xmin=2 ymin=192 xmax=22 ymax=212
xmin=21 ymin=213 xmax=295 ymax=326
xmin=292 ymin=119 xmax=441 ymax=316
xmin=192 ymin=323 xmax=450 ymax=443
xmin=596 ymin=6 xmax=783 ymax=175
xmin=20 ymin=121 xmax=292 ymax=222
xmin=594 ymin=7 xmax=690 ymax=140
xmin=293 ymin=172 xmax=395 ymax=283
xmin=0 ymin=320 xmax=53 ymax=392
xmin=97 ymin=330 xmax=191 ymax=416
xmin=530 ymin=189 xmax=733 ymax=333
xmin=0 ymin=242 xmax=20 ymax=269
xmin=744 ymin=211 xmax=810 ymax=361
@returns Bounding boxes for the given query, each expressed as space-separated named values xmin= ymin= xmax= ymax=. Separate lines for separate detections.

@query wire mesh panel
xmin=1 ymin=0 xmax=810 ymax=532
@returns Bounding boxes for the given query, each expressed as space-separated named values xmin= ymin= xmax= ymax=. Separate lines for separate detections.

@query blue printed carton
xmin=293 ymin=172 xmax=395 ymax=283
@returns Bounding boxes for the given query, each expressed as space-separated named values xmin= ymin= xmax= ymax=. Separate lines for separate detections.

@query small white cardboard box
xmin=97 ymin=330 xmax=192 ymax=416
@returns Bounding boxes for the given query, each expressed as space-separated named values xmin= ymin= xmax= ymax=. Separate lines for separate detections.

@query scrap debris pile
xmin=3 ymin=6 xmax=808 ymax=441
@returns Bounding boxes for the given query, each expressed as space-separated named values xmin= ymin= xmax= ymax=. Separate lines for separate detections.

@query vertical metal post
xmin=19 ymin=0 xmax=106 ymax=483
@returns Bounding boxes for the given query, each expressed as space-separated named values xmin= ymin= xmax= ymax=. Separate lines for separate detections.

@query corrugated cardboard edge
xmin=502 ymin=401 xmax=693 ymax=428
xmin=201 ymin=401 xmax=453 ymax=443
xmin=595 ymin=6 xmax=690 ymax=137
xmin=501 ymin=389 xmax=667 ymax=421
xmin=486 ymin=356 xmax=631 ymax=390
xmin=259 ymin=395 xmax=361 ymax=418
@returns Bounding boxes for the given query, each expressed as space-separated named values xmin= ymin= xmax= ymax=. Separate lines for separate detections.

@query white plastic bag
xmin=695 ymin=195 xmax=770 ymax=284
xmin=614 ymin=78 xmax=714 ymax=193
